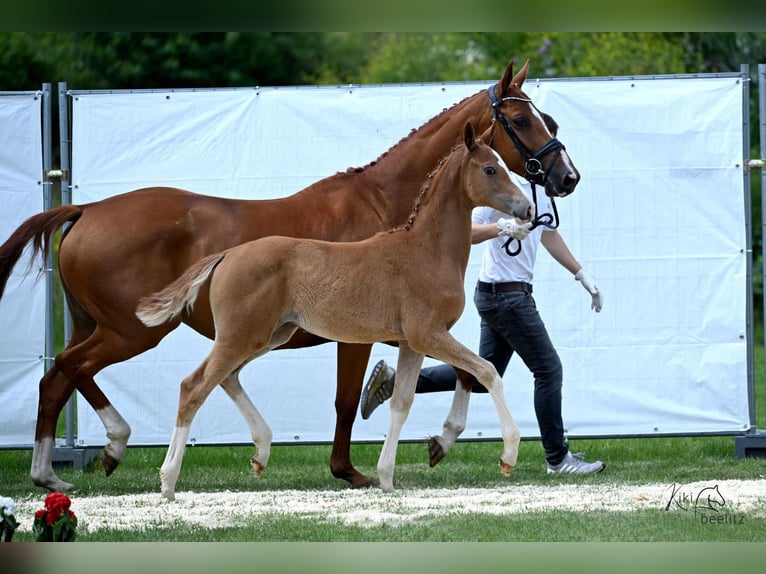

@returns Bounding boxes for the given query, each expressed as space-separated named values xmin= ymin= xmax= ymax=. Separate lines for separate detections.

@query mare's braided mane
xmin=392 ymin=141 xmax=470 ymax=233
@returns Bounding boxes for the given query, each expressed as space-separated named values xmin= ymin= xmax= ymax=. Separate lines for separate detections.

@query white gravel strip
xmin=11 ymin=479 xmax=766 ymax=533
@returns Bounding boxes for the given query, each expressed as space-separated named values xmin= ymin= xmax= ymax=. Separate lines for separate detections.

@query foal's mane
xmin=389 ymin=142 xmax=467 ymax=234
xmin=339 ymin=92 xmax=478 ymax=175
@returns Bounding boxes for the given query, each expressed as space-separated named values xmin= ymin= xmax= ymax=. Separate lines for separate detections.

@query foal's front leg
xmin=429 ymin=378 xmax=472 ymax=467
xmin=426 ymin=333 xmax=521 ymax=475
xmin=376 ymin=343 xmax=424 ymax=492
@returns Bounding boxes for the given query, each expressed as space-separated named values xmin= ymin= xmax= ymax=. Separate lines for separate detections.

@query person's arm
xmin=471 ymin=219 xmax=532 ymax=245
xmin=540 ymin=229 xmax=582 ymax=274
xmin=471 ymin=222 xmax=500 ymax=244
xmin=541 ymin=230 xmax=603 ymax=312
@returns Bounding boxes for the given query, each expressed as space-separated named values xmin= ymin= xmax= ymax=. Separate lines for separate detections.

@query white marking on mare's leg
xmin=30 ymin=437 xmax=75 ymax=491
xmin=96 ymin=405 xmax=131 ymax=464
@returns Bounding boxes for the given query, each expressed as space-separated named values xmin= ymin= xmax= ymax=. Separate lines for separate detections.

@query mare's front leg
xmin=331 ymin=342 xmax=374 ymax=487
xmin=376 ymin=343 xmax=424 ymax=492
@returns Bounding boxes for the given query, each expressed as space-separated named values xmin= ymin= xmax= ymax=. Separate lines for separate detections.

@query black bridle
xmin=486 ymin=83 xmax=563 ymax=256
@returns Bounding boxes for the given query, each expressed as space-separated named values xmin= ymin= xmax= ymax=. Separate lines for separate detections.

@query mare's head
xmin=487 ymin=59 xmax=580 ymax=198
xmin=462 ymin=122 xmax=532 ymax=222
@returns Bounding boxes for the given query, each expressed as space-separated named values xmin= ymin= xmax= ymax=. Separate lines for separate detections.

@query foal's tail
xmin=0 ymin=205 xmax=83 ymax=299
xmin=135 ymin=253 xmax=226 ymax=327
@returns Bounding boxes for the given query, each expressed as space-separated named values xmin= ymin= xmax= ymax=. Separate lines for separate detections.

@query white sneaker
xmin=546 ymin=451 xmax=605 ymax=474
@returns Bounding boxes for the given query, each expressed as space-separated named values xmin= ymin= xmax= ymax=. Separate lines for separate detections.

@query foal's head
xmin=463 ymin=123 xmax=533 ymax=222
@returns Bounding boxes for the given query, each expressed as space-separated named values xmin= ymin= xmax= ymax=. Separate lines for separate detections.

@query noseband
xmin=487 ymin=84 xmax=562 ymax=256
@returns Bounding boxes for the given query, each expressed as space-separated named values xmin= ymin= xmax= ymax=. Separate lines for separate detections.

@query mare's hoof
xmin=100 ymin=452 xmax=120 ymax=477
xmin=499 ymin=460 xmax=514 ymax=477
xmin=349 ymin=474 xmax=375 ymax=489
xmin=428 ymin=437 xmax=446 ymax=467
xmin=251 ymin=456 xmax=266 ymax=477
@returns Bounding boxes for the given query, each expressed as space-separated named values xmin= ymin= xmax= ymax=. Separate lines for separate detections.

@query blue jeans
xmin=416 ymin=284 xmax=568 ymax=465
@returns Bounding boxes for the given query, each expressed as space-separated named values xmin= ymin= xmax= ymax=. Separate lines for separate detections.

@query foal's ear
xmin=501 ymin=58 xmax=529 ymax=91
xmin=463 ymin=122 xmax=477 ymax=150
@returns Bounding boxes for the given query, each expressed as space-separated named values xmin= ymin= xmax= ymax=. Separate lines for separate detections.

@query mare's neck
xmin=363 ymin=90 xmax=492 ymax=225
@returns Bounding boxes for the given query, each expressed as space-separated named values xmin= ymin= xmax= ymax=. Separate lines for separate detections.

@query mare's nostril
xmin=563 ymin=172 xmax=579 ymax=191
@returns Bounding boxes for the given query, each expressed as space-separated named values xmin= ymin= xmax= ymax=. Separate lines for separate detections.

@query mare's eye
xmin=484 ymin=166 xmax=497 ymax=176
xmin=512 ymin=117 xmax=528 ymax=128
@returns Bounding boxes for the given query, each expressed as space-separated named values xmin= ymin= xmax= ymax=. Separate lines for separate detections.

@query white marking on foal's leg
xmin=160 ymin=425 xmax=191 ymax=501
xmin=30 ymin=437 xmax=75 ymax=491
xmin=377 ymin=347 xmax=423 ymax=492
xmin=486 ymin=375 xmax=521 ymax=474
xmin=434 ymin=382 xmax=471 ymax=454
xmin=221 ymin=375 xmax=272 ymax=476
xmin=95 ymin=405 xmax=131 ymax=464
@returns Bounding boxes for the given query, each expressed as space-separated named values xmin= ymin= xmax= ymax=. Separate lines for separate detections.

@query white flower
xmin=0 ymin=496 xmax=15 ymax=518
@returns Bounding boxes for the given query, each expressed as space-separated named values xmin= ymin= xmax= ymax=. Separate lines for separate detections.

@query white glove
xmin=575 ymin=269 xmax=603 ymax=312
xmin=496 ymin=217 xmax=533 ymax=240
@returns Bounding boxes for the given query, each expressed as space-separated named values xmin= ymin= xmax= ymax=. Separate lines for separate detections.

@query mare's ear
xmin=464 ymin=122 xmax=477 ymax=150
xmin=500 ymin=58 xmax=529 ymax=92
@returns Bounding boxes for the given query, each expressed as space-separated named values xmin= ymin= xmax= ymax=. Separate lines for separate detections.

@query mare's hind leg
xmin=219 ymin=370 xmax=273 ymax=477
xmin=31 ymin=365 xmax=78 ymax=491
xmin=376 ymin=343 xmax=424 ymax=492
xmin=31 ymin=314 xmax=133 ymax=490
xmin=49 ymin=319 xmax=170 ymax=482
xmin=331 ymin=342 xmax=374 ymax=488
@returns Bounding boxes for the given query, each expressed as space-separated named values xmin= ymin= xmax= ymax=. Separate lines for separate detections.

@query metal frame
xmin=8 ymin=69 xmax=761 ymax=464
xmin=736 ymin=62 xmax=766 ymax=458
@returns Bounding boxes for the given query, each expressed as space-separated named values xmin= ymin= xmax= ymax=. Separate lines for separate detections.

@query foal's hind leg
xmin=161 ymin=344 xmax=252 ymax=501
xmin=219 ymin=370 xmax=273 ymax=477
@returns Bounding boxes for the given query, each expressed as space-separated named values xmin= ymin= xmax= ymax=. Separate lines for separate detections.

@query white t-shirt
xmin=471 ymin=174 xmax=553 ymax=285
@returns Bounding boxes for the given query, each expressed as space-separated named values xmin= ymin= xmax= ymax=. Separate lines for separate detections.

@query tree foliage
xmin=1 ymin=32 xmax=764 ymax=89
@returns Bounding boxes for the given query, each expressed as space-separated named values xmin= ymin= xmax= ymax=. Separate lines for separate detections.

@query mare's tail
xmin=135 ymin=253 xmax=226 ymax=327
xmin=0 ymin=205 xmax=83 ymax=299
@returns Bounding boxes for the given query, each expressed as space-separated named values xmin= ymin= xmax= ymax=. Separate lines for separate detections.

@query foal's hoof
xmin=251 ymin=456 xmax=266 ymax=477
xmin=499 ymin=460 xmax=514 ymax=477
xmin=428 ymin=437 xmax=446 ymax=467
xmin=99 ymin=452 xmax=120 ymax=477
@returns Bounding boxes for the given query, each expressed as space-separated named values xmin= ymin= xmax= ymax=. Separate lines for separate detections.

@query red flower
xmin=33 ymin=492 xmax=77 ymax=542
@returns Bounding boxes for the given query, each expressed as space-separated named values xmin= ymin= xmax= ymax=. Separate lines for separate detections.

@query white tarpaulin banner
xmin=0 ymin=93 xmax=46 ymax=446
xmin=67 ymin=75 xmax=749 ymax=449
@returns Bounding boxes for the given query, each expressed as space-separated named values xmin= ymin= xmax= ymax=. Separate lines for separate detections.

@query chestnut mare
xmin=0 ymin=60 xmax=579 ymax=492
xmin=136 ymin=123 xmax=531 ymax=498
